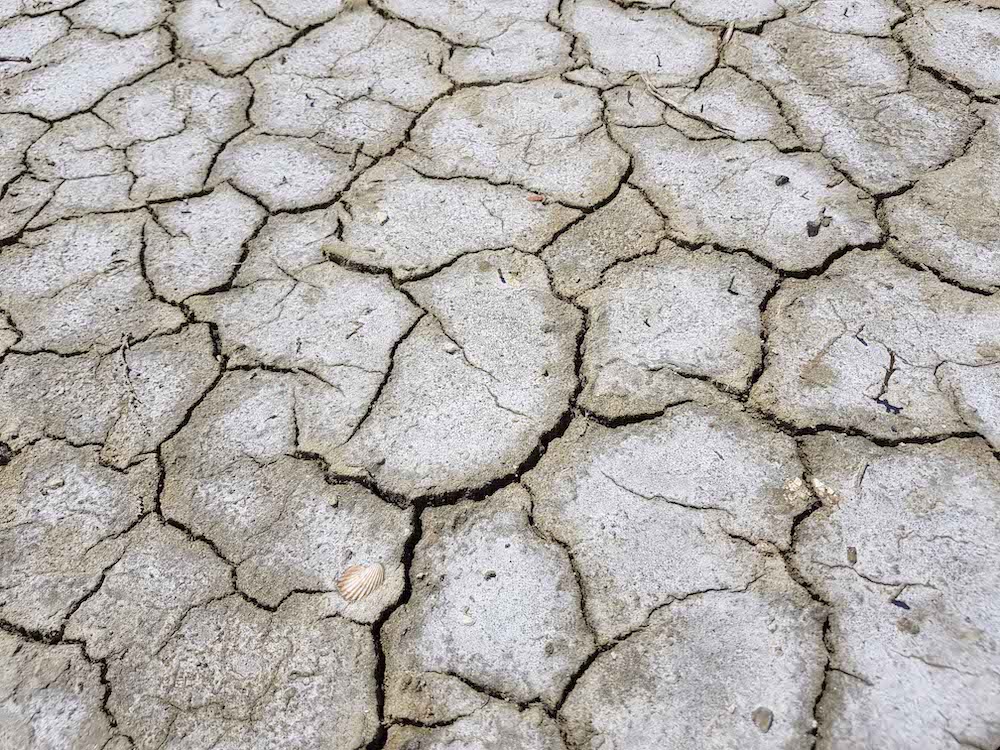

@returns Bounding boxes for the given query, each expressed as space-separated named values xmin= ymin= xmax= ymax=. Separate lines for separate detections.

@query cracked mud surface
xmin=2 ymin=1 xmax=999 ymax=748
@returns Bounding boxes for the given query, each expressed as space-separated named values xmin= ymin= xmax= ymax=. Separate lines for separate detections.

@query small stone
xmin=847 ymin=546 xmax=858 ymax=565
xmin=329 ymin=497 xmax=339 ymax=507
xmin=811 ymin=478 xmax=832 ymax=497
xmin=483 ymin=570 xmax=496 ymax=580
xmin=752 ymin=706 xmax=773 ymax=733
xmin=806 ymin=220 xmax=821 ymax=238
xmin=775 ymin=175 xmax=790 ymax=186
xmin=767 ymin=619 xmax=777 ymax=633
xmin=0 ymin=443 xmax=12 ymax=466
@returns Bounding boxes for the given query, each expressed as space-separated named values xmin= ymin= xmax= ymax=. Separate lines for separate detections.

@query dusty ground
xmin=2 ymin=0 xmax=1000 ymax=748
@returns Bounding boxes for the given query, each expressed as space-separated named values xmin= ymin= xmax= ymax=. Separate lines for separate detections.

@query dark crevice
xmin=551 ymin=573 xmax=767 ymax=732
xmin=271 ymin=80 xmax=459 ymax=219
xmin=158 ymin=516 xmax=272 ymax=613
xmin=530 ymin=157 xmax=637 ymax=273
xmin=199 ymin=93 xmax=256 ymax=193
xmin=766 ymin=416 xmax=981 ymax=448
xmin=522 ymin=483 xmax=598 ymax=643
xmin=309 ymin=271 xmax=590 ymax=510
xmin=781 ymin=441 xmax=834 ymax=748
xmin=335 ymin=310 xmax=426 ymax=450
xmin=745 ymin=276 xmax=784 ymax=395
xmin=363 ymin=504 xmax=423 ymax=750
xmin=885 ymin=244 xmax=995 ymax=298
xmin=578 ymin=400 xmax=693 ymax=428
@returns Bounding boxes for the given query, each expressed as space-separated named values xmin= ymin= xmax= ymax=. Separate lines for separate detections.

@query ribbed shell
xmin=336 ymin=563 xmax=385 ymax=603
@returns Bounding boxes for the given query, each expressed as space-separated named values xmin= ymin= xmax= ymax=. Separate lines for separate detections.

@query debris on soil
xmin=752 ymin=706 xmax=774 ymax=733
xmin=720 ymin=21 xmax=736 ymax=48
xmin=807 ymin=207 xmax=831 ymax=237
xmin=336 ymin=562 xmax=385 ymax=602
xmin=875 ymin=397 xmax=903 ymax=415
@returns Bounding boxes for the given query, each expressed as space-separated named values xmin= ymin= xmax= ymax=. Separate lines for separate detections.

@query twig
xmin=638 ymin=74 xmax=737 ymax=137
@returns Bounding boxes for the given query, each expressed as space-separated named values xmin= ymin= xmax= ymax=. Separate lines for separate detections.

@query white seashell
xmin=337 ymin=563 xmax=385 ymax=603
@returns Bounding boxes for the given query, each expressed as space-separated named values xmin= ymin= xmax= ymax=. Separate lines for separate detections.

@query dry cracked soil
xmin=2 ymin=0 xmax=1000 ymax=748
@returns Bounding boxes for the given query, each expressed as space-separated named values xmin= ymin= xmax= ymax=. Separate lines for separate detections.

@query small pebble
xmin=775 ymin=175 xmax=790 ymax=186
xmin=847 ymin=546 xmax=857 ymax=565
xmin=461 ymin=614 xmax=474 ymax=626
xmin=752 ymin=706 xmax=773 ymax=733
xmin=483 ymin=570 xmax=496 ymax=580
xmin=897 ymin=617 xmax=920 ymax=635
